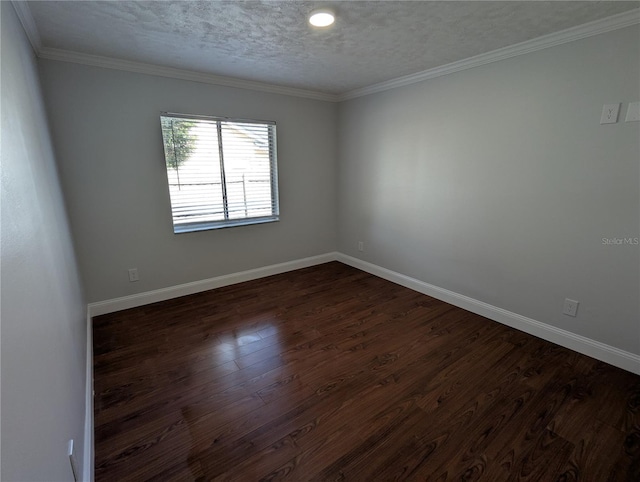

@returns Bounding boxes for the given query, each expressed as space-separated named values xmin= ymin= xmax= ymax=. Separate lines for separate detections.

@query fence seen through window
xmin=160 ymin=113 xmax=279 ymax=233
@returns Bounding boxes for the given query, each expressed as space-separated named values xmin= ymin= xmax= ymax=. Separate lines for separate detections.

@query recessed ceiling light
xmin=309 ymin=9 xmax=335 ymax=28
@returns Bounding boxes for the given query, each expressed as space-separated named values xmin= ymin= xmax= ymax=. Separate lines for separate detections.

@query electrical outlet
xmin=563 ymin=298 xmax=579 ymax=317
xmin=68 ymin=439 xmax=78 ymax=482
xmin=358 ymin=241 xmax=364 ymax=252
xmin=128 ymin=268 xmax=139 ymax=282
xmin=600 ymin=103 xmax=620 ymax=124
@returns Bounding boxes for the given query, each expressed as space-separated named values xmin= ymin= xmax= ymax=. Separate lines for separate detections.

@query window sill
xmin=173 ymin=216 xmax=279 ymax=234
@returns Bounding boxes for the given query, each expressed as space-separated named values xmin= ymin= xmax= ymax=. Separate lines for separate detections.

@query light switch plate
xmin=625 ymin=101 xmax=640 ymax=122
xmin=600 ymin=103 xmax=620 ymax=124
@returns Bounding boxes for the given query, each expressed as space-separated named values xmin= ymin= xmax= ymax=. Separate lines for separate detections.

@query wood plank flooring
xmin=93 ymin=262 xmax=640 ymax=481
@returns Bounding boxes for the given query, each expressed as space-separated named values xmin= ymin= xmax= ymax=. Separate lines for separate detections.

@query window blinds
xmin=160 ymin=113 xmax=279 ymax=233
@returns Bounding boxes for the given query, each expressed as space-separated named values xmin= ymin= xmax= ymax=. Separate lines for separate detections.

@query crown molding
xmin=25 ymin=6 xmax=639 ymax=104
xmin=11 ymin=0 xmax=41 ymax=53
xmin=37 ymin=48 xmax=341 ymax=103
xmin=339 ymin=8 xmax=640 ymax=101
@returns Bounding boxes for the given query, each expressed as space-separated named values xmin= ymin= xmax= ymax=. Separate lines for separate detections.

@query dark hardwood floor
xmin=93 ymin=262 xmax=640 ymax=481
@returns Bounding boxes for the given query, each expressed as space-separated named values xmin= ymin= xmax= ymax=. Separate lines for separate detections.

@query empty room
xmin=2 ymin=1 xmax=639 ymax=481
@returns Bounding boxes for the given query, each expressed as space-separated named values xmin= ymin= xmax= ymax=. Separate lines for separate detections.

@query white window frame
xmin=160 ymin=112 xmax=279 ymax=233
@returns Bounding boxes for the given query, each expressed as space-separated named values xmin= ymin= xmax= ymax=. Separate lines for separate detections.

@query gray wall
xmin=338 ymin=25 xmax=640 ymax=355
xmin=39 ymin=61 xmax=338 ymax=303
xmin=1 ymin=4 xmax=87 ymax=481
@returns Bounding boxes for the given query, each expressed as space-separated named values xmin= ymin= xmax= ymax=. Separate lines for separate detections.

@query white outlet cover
xmin=600 ymin=103 xmax=620 ymax=124
xmin=563 ymin=299 xmax=579 ymax=317
xmin=68 ymin=439 xmax=78 ymax=482
xmin=625 ymin=101 xmax=640 ymax=122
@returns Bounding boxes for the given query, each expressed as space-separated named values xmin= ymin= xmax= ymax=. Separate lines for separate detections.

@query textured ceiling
xmin=26 ymin=1 xmax=640 ymax=95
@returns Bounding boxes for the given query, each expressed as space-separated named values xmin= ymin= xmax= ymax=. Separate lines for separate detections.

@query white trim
xmin=36 ymin=48 xmax=340 ymax=103
xmin=87 ymin=253 xmax=338 ymax=317
xmin=339 ymin=9 xmax=640 ymax=101
xmin=336 ymin=253 xmax=640 ymax=375
xmin=10 ymin=1 xmax=42 ymax=53
xmin=82 ymin=308 xmax=93 ymax=482
xmin=30 ymin=9 xmax=638 ymax=104
xmin=87 ymin=251 xmax=639 ymax=374
xmin=82 ymin=250 xmax=638 ymax=474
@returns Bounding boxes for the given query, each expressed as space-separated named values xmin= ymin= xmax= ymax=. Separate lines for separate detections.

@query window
xmin=160 ymin=113 xmax=279 ymax=233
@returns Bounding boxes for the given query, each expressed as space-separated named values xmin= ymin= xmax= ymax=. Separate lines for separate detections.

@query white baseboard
xmin=87 ymin=253 xmax=338 ymax=317
xmin=83 ymin=308 xmax=93 ymax=482
xmin=336 ymin=253 xmax=640 ymax=375
xmin=84 ymin=252 xmax=337 ymax=481
xmin=81 ymin=250 xmax=638 ymax=482
xmin=86 ymin=251 xmax=639 ymax=373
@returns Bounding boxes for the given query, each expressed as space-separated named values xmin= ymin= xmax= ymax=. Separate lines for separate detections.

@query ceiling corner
xmin=338 ymin=7 xmax=640 ymax=102
xmin=11 ymin=1 xmax=42 ymax=53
